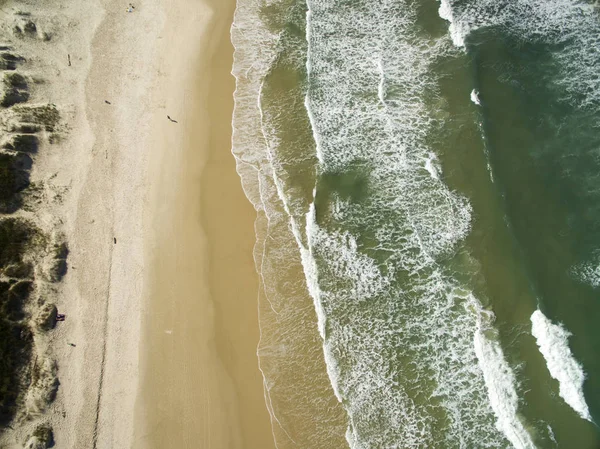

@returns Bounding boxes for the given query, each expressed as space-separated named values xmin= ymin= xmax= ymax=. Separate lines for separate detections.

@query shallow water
xmin=231 ymin=0 xmax=600 ymax=447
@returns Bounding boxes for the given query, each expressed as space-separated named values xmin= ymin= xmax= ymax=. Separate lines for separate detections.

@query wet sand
xmin=132 ymin=0 xmax=276 ymax=448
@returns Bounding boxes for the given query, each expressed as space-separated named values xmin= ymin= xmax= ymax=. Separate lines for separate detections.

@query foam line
xmin=473 ymin=304 xmax=537 ymax=449
xmin=531 ymin=310 xmax=593 ymax=422
xmin=438 ymin=0 xmax=600 ymax=109
xmin=470 ymin=89 xmax=481 ymax=105
xmin=302 ymin=0 xmax=530 ymax=446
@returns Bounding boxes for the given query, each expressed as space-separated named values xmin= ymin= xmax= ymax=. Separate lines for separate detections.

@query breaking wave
xmin=303 ymin=0 xmax=532 ymax=446
xmin=531 ymin=310 xmax=592 ymax=422
xmin=438 ymin=0 xmax=600 ymax=110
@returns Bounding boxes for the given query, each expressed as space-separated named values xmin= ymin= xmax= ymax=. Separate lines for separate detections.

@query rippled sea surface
xmin=231 ymin=0 xmax=600 ymax=447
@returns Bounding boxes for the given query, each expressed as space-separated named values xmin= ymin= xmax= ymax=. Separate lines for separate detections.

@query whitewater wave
xmin=470 ymin=89 xmax=481 ymax=106
xmin=531 ymin=309 xmax=592 ymax=422
xmin=438 ymin=0 xmax=600 ymax=110
xmin=232 ymin=0 xmax=542 ymax=446
xmin=571 ymin=256 xmax=600 ymax=289
xmin=473 ymin=305 xmax=536 ymax=449
xmin=231 ymin=0 xmax=350 ymax=447
xmin=302 ymin=0 xmax=534 ymax=446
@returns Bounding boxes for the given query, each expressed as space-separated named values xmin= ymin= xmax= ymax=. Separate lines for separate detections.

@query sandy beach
xmin=131 ymin=0 xmax=277 ymax=447
xmin=0 ymin=0 xmax=275 ymax=447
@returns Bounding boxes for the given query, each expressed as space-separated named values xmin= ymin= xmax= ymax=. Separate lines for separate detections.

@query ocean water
xmin=231 ymin=0 xmax=600 ymax=447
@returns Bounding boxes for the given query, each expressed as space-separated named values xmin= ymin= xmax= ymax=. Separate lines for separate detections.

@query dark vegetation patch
xmin=29 ymin=357 xmax=58 ymax=406
xmin=0 ymin=52 xmax=24 ymax=71
xmin=0 ymin=152 xmax=32 ymax=213
xmin=0 ymin=218 xmax=33 ymax=266
xmin=36 ymin=303 xmax=57 ymax=332
xmin=0 ymin=280 xmax=32 ymax=321
xmin=13 ymin=20 xmax=36 ymax=36
xmin=9 ymin=124 xmax=40 ymax=134
xmin=13 ymin=104 xmax=60 ymax=132
xmin=32 ymin=423 xmax=54 ymax=447
xmin=0 ymin=319 xmax=31 ymax=425
xmin=2 ymin=262 xmax=33 ymax=279
xmin=5 ymin=73 xmax=26 ymax=89
xmin=23 ymin=21 xmax=36 ymax=34
xmin=0 ymin=218 xmax=35 ymax=426
xmin=3 ymin=134 xmax=39 ymax=154
xmin=49 ymin=242 xmax=68 ymax=282
xmin=1 ymin=72 xmax=29 ymax=107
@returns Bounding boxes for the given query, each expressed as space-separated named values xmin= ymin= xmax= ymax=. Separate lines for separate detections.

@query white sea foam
xmin=438 ymin=0 xmax=466 ymax=47
xmin=424 ymin=153 xmax=440 ymax=180
xmin=470 ymin=89 xmax=481 ymax=105
xmin=472 ymin=303 xmax=536 ymax=449
xmin=438 ymin=0 xmax=600 ymax=109
xmin=230 ymin=0 xmax=279 ymax=208
xmin=231 ymin=1 xmax=352 ymax=447
xmin=547 ymin=424 xmax=557 ymax=444
xmin=302 ymin=0 xmax=532 ymax=446
xmin=303 ymin=202 xmax=327 ymax=339
xmin=571 ymin=257 xmax=600 ymax=288
xmin=232 ymin=0 xmax=539 ymax=446
xmin=530 ymin=309 xmax=592 ymax=422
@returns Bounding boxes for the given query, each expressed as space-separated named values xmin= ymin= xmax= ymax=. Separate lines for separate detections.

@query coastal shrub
xmin=23 ymin=21 xmax=36 ymax=34
xmin=5 ymin=134 xmax=39 ymax=153
xmin=3 ymin=262 xmax=33 ymax=279
xmin=1 ymin=89 xmax=29 ymax=107
xmin=4 ymin=135 xmax=38 ymax=154
xmin=5 ymin=73 xmax=27 ymax=89
xmin=0 ymin=280 xmax=32 ymax=321
xmin=0 ymin=319 xmax=32 ymax=425
xmin=24 ymin=423 xmax=54 ymax=448
xmin=0 ymin=218 xmax=32 ymax=267
xmin=0 ymin=52 xmax=23 ymax=71
xmin=0 ymin=152 xmax=31 ymax=213
xmin=35 ymin=303 xmax=57 ymax=331
xmin=12 ymin=19 xmax=37 ymax=37
xmin=28 ymin=358 xmax=59 ymax=409
xmin=0 ymin=219 xmax=34 ymax=426
xmin=10 ymin=124 xmax=40 ymax=134
xmin=1 ymin=72 xmax=29 ymax=107
xmin=48 ymin=242 xmax=68 ymax=282
xmin=32 ymin=424 xmax=54 ymax=445
xmin=13 ymin=105 xmax=60 ymax=132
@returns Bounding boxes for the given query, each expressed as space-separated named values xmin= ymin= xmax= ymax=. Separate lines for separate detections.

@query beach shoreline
xmin=130 ymin=0 xmax=277 ymax=448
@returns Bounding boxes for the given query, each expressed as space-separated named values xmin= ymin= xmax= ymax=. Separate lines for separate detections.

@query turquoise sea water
xmin=232 ymin=0 xmax=600 ymax=447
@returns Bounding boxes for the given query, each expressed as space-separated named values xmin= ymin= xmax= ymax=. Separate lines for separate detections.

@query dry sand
xmin=0 ymin=0 xmax=275 ymax=447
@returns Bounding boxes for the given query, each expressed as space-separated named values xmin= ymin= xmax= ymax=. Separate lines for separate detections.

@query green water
xmin=468 ymin=25 xmax=600 ymax=444
xmin=232 ymin=0 xmax=600 ymax=447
